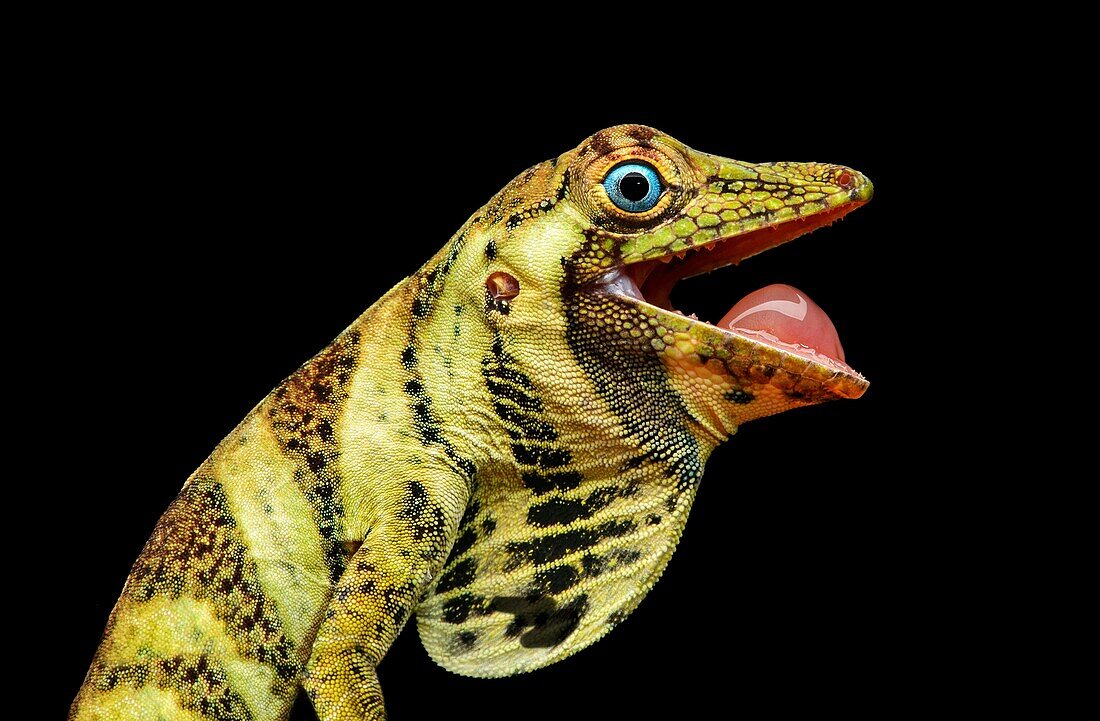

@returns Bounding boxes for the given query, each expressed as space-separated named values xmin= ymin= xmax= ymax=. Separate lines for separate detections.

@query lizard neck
xmin=332 ymin=232 xmax=505 ymax=538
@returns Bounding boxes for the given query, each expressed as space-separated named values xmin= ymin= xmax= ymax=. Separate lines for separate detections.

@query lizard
xmin=70 ymin=124 xmax=872 ymax=721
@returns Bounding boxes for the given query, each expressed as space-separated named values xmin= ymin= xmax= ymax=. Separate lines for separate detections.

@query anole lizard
xmin=71 ymin=125 xmax=872 ymax=721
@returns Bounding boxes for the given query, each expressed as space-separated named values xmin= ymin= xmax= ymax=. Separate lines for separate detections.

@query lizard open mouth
xmin=599 ymin=202 xmax=869 ymax=390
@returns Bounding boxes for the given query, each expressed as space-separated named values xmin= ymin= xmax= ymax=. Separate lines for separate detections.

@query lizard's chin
xmin=594 ymin=202 xmax=870 ymax=400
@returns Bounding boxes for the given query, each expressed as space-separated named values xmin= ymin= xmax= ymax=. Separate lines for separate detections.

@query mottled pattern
xmin=94 ymin=654 xmax=253 ymax=721
xmin=268 ymin=328 xmax=361 ymax=582
xmin=125 ymin=480 xmax=298 ymax=680
xmin=72 ymin=125 xmax=871 ymax=721
xmin=74 ymin=478 xmax=303 ymax=720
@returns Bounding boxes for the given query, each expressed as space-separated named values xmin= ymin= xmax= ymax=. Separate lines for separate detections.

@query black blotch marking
xmin=522 ymin=594 xmax=588 ymax=648
xmin=380 ymin=581 xmax=417 ymax=628
xmin=492 ymin=596 xmax=555 ymax=638
xmin=494 ymin=404 xmax=555 ymax=439
xmin=580 ymin=547 xmax=641 ymax=580
xmin=456 ymin=630 xmax=478 ymax=650
xmin=526 ymin=485 xmax=626 ymax=527
xmin=527 ymin=497 xmax=585 ymax=527
xmin=724 ymin=389 xmax=755 ymax=404
xmin=436 ymin=558 xmax=477 ymax=594
xmin=482 ymin=336 xmax=562 ymax=443
xmin=521 ymin=470 xmax=583 ymax=495
xmin=441 ymin=593 xmax=489 ymax=624
xmin=457 ymin=499 xmax=480 ymax=528
xmin=505 ymin=520 xmax=635 ymax=569
xmin=450 ymin=527 xmax=477 ymax=558
xmin=511 ymin=444 xmax=570 ymax=468
xmin=484 ymin=360 xmax=533 ymax=388
xmin=646 ymin=514 xmax=661 ymax=525
xmin=401 ymin=345 xmax=417 ymax=369
xmin=613 ymin=548 xmax=641 ymax=565
xmin=491 ymin=594 xmax=590 ymax=649
xmin=580 ymin=553 xmax=605 ymax=577
xmin=533 ymin=564 xmax=580 ymax=594
xmin=485 ymin=239 xmax=497 ymax=260
xmin=553 ymin=172 xmax=571 ymax=204
xmin=397 ymin=481 xmax=448 ymax=558
xmin=488 ymin=382 xmax=541 ymax=411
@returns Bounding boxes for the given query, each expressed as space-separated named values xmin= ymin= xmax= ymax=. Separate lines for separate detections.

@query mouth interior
xmin=606 ymin=204 xmax=864 ymax=372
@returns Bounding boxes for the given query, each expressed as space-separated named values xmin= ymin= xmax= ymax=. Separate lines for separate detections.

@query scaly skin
xmin=71 ymin=125 xmax=872 ymax=721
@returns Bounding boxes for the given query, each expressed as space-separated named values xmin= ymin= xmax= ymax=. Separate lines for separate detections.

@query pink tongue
xmin=718 ymin=284 xmax=845 ymax=362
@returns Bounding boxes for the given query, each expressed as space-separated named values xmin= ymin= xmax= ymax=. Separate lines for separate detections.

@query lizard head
xmin=477 ymin=124 xmax=871 ymax=440
xmin=417 ymin=127 xmax=873 ymax=671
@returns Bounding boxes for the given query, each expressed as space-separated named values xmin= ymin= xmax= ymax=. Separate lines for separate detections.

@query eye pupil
xmin=619 ymin=172 xmax=650 ymax=202
xmin=602 ymin=162 xmax=663 ymax=213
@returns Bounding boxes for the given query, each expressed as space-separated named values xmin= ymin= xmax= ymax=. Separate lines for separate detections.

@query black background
xmin=50 ymin=63 xmax=939 ymax=719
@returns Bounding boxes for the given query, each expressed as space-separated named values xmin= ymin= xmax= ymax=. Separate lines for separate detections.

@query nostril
xmin=487 ymin=272 xmax=520 ymax=300
xmin=836 ymin=171 xmax=854 ymax=188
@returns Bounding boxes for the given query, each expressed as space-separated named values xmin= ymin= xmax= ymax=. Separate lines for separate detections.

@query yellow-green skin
xmin=70 ymin=125 xmax=872 ymax=721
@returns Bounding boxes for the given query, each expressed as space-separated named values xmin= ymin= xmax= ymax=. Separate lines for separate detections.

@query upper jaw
xmin=616 ymin=165 xmax=874 ymax=267
xmin=622 ymin=197 xmax=870 ymax=310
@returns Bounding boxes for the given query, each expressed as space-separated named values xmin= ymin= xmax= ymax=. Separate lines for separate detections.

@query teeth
xmin=597 ymin=268 xmax=643 ymax=299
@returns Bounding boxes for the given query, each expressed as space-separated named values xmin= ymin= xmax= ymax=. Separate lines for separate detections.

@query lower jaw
xmin=591 ymin=291 xmax=868 ymax=402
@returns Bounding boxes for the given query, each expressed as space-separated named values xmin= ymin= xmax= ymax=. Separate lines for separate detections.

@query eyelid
xmin=605 ymin=160 xmax=661 ymax=180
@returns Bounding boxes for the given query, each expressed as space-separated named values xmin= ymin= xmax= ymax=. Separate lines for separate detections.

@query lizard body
xmin=71 ymin=125 xmax=872 ymax=720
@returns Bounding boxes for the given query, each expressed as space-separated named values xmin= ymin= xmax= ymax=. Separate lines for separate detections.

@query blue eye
xmin=603 ymin=162 xmax=663 ymax=213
